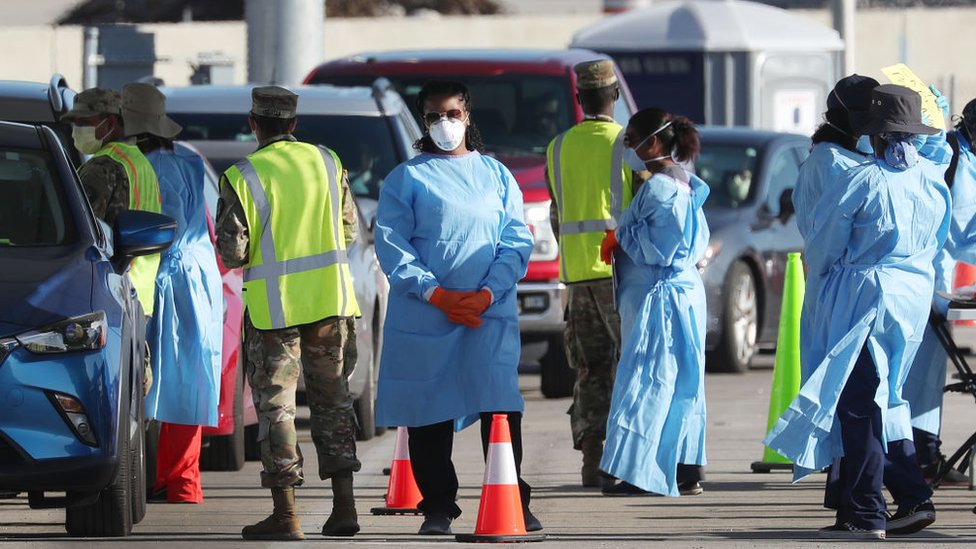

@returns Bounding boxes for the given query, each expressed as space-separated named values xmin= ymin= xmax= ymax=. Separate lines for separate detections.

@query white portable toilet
xmin=571 ymin=0 xmax=844 ymax=135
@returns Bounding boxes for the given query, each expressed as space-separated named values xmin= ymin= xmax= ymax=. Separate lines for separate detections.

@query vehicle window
xmin=0 ymin=148 xmax=75 ymax=246
xmin=696 ymin=144 xmax=759 ymax=210
xmin=314 ymin=74 xmax=574 ymax=158
xmin=764 ymin=147 xmax=802 ymax=216
xmin=169 ymin=113 xmax=397 ymax=200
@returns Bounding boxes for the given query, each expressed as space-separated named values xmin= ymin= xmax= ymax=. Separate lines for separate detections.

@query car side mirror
xmin=112 ymin=210 xmax=177 ymax=272
xmin=778 ymin=188 xmax=795 ymax=223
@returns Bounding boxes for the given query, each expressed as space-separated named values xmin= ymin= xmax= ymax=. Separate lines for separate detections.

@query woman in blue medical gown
xmin=904 ymin=97 xmax=976 ymax=479
xmin=764 ymin=85 xmax=951 ymax=539
xmin=597 ymin=108 xmax=710 ymax=497
xmin=793 ymin=75 xmax=878 ymax=382
xmin=373 ymin=81 xmax=538 ymax=535
xmin=130 ymin=83 xmax=222 ymax=504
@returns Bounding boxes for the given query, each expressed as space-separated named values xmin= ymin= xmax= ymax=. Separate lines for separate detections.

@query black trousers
xmin=408 ymin=411 xmax=532 ymax=518
xmin=823 ymin=346 xmax=931 ymax=530
xmin=677 ymin=464 xmax=704 ymax=484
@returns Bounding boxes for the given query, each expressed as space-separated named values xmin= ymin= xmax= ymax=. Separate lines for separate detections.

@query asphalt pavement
xmin=2 ymin=354 xmax=976 ymax=547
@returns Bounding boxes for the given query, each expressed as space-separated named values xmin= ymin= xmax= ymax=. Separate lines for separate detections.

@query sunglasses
xmin=423 ymin=109 xmax=465 ymax=125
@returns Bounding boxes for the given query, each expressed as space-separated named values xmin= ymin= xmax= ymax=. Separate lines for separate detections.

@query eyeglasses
xmin=423 ymin=109 xmax=465 ymax=125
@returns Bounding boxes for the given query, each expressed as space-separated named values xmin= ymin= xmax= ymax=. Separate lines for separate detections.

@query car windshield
xmin=169 ymin=113 xmax=399 ymax=200
xmin=312 ymin=74 xmax=576 ymax=158
xmin=695 ymin=144 xmax=760 ymax=209
xmin=0 ymin=148 xmax=75 ymax=246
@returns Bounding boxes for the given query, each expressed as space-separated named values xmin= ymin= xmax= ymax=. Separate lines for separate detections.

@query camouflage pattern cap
xmin=251 ymin=86 xmax=298 ymax=119
xmin=574 ymin=60 xmax=618 ymax=90
xmin=62 ymin=87 xmax=122 ymax=121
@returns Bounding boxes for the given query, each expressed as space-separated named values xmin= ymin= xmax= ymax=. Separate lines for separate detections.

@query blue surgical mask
xmin=883 ymin=138 xmax=920 ymax=170
xmin=855 ymin=135 xmax=874 ymax=156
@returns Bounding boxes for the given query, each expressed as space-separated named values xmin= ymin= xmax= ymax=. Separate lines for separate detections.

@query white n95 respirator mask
xmin=429 ymin=118 xmax=467 ymax=152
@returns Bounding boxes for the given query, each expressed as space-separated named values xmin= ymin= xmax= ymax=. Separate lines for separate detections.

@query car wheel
xmin=540 ymin=334 xmax=574 ymax=399
xmin=371 ymin=304 xmax=386 ymax=438
xmin=708 ymin=260 xmax=759 ymax=373
xmin=130 ymin=369 xmax=146 ymax=524
xmin=354 ymin=324 xmax=376 ymax=442
xmin=199 ymin=353 xmax=245 ymax=471
xmin=244 ymin=423 xmax=261 ymax=461
xmin=144 ymin=419 xmax=160 ymax=496
xmin=65 ymin=379 xmax=134 ymax=537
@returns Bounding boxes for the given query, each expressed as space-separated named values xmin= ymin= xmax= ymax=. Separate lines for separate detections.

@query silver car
xmin=164 ymin=81 xmax=421 ymax=440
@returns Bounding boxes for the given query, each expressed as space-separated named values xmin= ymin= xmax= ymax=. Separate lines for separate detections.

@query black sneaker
xmin=678 ymin=481 xmax=703 ymax=496
xmin=887 ymin=499 xmax=936 ymax=536
xmin=601 ymin=481 xmax=652 ymax=497
xmin=418 ymin=512 xmax=453 ymax=535
xmin=523 ymin=506 xmax=543 ymax=532
xmin=818 ymin=521 xmax=885 ymax=540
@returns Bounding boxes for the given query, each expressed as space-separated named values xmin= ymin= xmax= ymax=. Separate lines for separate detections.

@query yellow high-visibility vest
xmin=546 ymin=120 xmax=633 ymax=283
xmin=224 ymin=141 xmax=360 ymax=330
xmin=93 ymin=142 xmax=162 ymax=315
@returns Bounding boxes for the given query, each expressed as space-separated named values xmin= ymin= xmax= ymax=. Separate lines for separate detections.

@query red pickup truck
xmin=305 ymin=49 xmax=637 ymax=397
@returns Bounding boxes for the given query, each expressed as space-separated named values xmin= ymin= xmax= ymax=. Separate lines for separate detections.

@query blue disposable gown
xmin=905 ymin=130 xmax=976 ymax=435
xmin=764 ymin=157 xmax=951 ymax=480
xmin=144 ymin=143 xmax=223 ymax=426
xmin=793 ymin=142 xmax=868 ymax=381
xmin=600 ymin=170 xmax=710 ymax=496
xmin=374 ymin=152 xmax=533 ymax=429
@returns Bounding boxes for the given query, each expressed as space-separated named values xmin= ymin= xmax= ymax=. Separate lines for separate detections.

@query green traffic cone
xmin=751 ymin=252 xmax=805 ymax=473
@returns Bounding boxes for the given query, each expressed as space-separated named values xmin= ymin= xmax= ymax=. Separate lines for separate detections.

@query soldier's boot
xmin=322 ymin=473 xmax=360 ymax=536
xmin=581 ymin=435 xmax=604 ymax=488
xmin=241 ymin=487 xmax=305 ymax=541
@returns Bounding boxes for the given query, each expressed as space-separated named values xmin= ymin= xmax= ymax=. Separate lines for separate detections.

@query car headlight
xmin=16 ymin=312 xmax=107 ymax=354
xmin=697 ymin=242 xmax=722 ymax=271
xmin=524 ymin=201 xmax=558 ymax=262
xmin=0 ymin=338 xmax=16 ymax=364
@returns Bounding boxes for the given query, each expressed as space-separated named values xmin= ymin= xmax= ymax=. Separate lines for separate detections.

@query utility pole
xmin=831 ymin=0 xmax=856 ymax=75
xmin=246 ymin=0 xmax=324 ymax=85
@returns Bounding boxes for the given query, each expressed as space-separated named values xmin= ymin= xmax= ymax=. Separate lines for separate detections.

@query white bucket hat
xmin=121 ymin=82 xmax=182 ymax=138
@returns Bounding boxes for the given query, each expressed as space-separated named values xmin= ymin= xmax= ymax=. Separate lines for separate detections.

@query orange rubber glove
xmin=430 ymin=287 xmax=482 ymax=328
xmin=457 ymin=289 xmax=492 ymax=317
xmin=600 ymin=229 xmax=618 ymax=265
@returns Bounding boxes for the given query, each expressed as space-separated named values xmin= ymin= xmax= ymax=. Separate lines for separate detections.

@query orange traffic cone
xmin=370 ymin=427 xmax=422 ymax=515
xmin=455 ymin=414 xmax=546 ymax=543
xmin=954 ymin=262 xmax=976 ymax=327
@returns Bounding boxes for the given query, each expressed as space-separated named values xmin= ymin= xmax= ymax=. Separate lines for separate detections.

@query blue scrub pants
xmin=824 ymin=347 xmax=932 ymax=530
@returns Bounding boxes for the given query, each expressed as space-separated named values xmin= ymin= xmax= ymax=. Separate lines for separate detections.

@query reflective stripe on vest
xmin=609 ymin=130 xmax=626 ymax=221
xmin=234 ymin=146 xmax=352 ymax=329
xmin=549 ymin=125 xmax=631 ymax=283
xmin=92 ymin=142 xmax=162 ymax=315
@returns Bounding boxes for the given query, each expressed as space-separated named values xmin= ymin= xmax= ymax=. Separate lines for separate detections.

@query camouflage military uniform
xmin=216 ymin=134 xmax=362 ymax=487
xmin=78 ymin=156 xmax=131 ymax=225
xmin=550 ymin=199 xmax=621 ymax=448
xmin=565 ymin=281 xmax=621 ymax=448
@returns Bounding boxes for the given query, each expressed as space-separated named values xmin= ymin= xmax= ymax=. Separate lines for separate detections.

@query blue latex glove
xmin=930 ymin=84 xmax=950 ymax=124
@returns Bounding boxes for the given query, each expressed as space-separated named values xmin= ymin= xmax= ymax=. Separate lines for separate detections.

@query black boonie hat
xmin=827 ymin=74 xmax=879 ymax=134
xmin=859 ymin=84 xmax=939 ymax=137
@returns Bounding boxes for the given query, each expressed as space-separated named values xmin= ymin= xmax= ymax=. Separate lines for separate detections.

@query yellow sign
xmin=880 ymin=63 xmax=945 ymax=130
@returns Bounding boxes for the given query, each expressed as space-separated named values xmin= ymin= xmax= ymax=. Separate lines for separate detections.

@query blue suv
xmin=0 ymin=120 xmax=174 ymax=536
